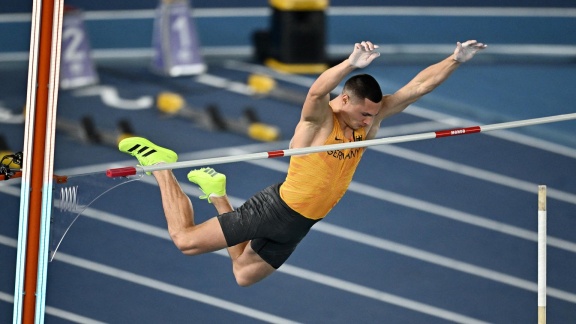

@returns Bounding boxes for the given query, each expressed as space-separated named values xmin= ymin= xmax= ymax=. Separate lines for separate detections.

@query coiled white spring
xmin=58 ymin=185 xmax=79 ymax=212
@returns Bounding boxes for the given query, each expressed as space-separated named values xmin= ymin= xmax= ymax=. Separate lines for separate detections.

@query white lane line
xmin=56 ymin=253 xmax=301 ymax=324
xmin=0 ymin=235 xmax=301 ymax=324
xmin=1 ymin=230 xmax=487 ymax=323
xmin=50 ymin=210 xmax=495 ymax=324
xmin=0 ymin=291 xmax=107 ymax=324
xmin=235 ymin=153 xmax=576 ymax=254
xmin=4 ymin=6 xmax=574 ymax=23
xmin=277 ymin=263 xmax=490 ymax=324
xmin=44 ymin=188 xmax=576 ymax=304
xmin=327 ymin=7 xmax=576 ymax=18
xmin=0 ymin=242 xmax=107 ymax=324
xmin=312 ymin=222 xmax=576 ymax=304
xmin=369 ymin=144 xmax=576 ymax=205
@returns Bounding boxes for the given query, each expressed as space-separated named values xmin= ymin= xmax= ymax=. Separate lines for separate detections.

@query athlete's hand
xmin=348 ymin=41 xmax=380 ymax=68
xmin=453 ymin=40 xmax=487 ymax=63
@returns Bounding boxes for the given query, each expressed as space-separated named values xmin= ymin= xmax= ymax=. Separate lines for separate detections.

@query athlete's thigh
xmin=234 ymin=242 xmax=276 ymax=284
xmin=183 ymin=217 xmax=228 ymax=254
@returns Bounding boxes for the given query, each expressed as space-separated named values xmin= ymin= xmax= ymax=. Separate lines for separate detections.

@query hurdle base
xmin=264 ymin=58 xmax=327 ymax=74
xmin=152 ymin=63 xmax=207 ymax=77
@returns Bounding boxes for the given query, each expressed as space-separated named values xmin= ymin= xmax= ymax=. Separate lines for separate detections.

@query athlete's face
xmin=343 ymin=94 xmax=380 ymax=129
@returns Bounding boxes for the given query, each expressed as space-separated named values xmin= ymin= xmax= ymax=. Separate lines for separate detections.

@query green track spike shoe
xmin=118 ymin=137 xmax=178 ymax=174
xmin=187 ymin=167 xmax=226 ymax=203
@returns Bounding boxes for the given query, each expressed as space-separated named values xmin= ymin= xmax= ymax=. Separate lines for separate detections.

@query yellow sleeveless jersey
xmin=280 ymin=114 xmax=366 ymax=220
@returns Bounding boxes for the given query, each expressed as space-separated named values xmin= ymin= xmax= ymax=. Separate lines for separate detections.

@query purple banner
xmin=60 ymin=9 xmax=98 ymax=89
xmin=152 ymin=0 xmax=206 ymax=76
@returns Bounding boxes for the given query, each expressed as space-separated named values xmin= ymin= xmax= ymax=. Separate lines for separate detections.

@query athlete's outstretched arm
xmin=377 ymin=40 xmax=487 ymax=121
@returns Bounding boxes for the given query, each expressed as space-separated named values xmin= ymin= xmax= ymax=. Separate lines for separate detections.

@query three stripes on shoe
xmin=127 ymin=144 xmax=156 ymax=157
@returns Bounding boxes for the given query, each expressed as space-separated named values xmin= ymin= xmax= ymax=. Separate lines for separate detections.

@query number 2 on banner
xmin=63 ymin=27 xmax=86 ymax=74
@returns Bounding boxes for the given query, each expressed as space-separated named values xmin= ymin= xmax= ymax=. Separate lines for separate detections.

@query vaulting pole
xmin=14 ymin=0 xmax=64 ymax=322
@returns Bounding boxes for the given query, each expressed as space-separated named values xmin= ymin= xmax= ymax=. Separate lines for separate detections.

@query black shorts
xmin=217 ymin=183 xmax=320 ymax=269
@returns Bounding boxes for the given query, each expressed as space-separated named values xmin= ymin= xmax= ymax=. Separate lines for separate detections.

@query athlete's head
xmin=341 ymin=74 xmax=382 ymax=129
xmin=343 ymin=74 xmax=383 ymax=104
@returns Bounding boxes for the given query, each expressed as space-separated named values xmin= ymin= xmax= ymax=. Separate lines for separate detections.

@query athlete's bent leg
xmin=153 ymin=170 xmax=229 ymax=254
xmin=231 ymin=243 xmax=276 ymax=287
xmin=118 ymin=138 xmax=232 ymax=256
xmin=186 ymin=167 xmax=278 ymax=286
xmin=208 ymin=195 xmax=276 ymax=286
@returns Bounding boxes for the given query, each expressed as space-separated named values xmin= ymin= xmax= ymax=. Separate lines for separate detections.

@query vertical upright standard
xmin=13 ymin=0 xmax=64 ymax=322
xmin=538 ymin=185 xmax=547 ymax=324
